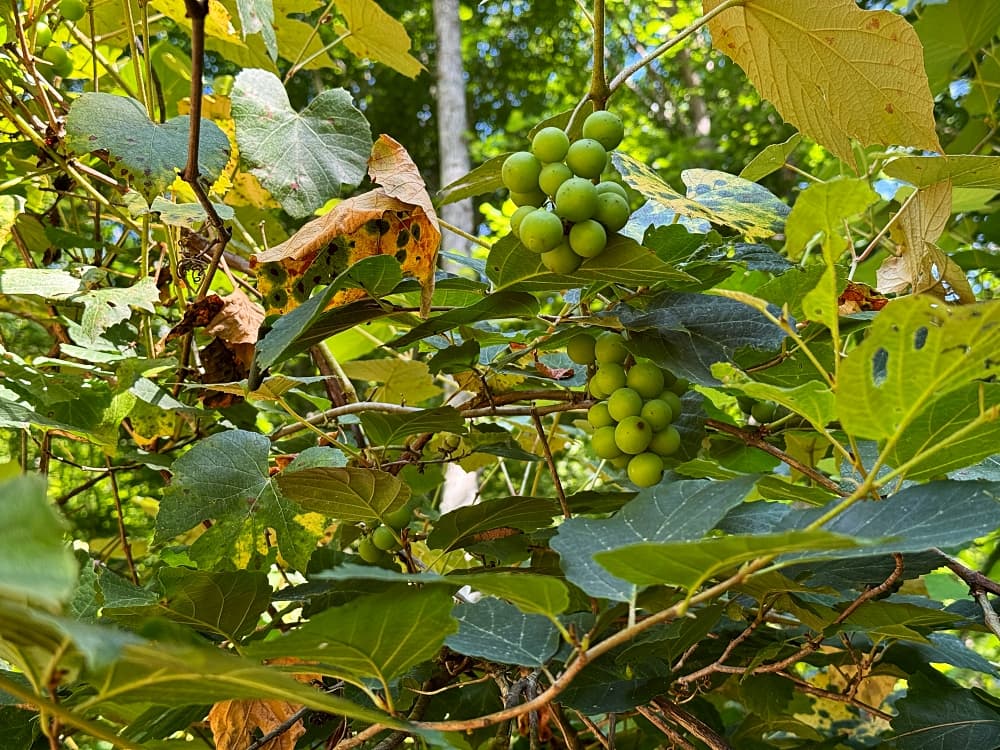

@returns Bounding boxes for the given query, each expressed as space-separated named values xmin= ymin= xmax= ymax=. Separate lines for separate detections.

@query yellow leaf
xmin=334 ymin=0 xmax=425 ymax=78
xmin=704 ymin=0 xmax=941 ymax=165
xmin=151 ymin=0 xmax=243 ymax=45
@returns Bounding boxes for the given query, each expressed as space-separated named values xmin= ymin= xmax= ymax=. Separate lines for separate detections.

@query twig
xmin=652 ymin=699 xmax=732 ymax=750
xmin=704 ymin=418 xmax=845 ymax=495
xmin=573 ymin=710 xmax=610 ymax=749
xmin=635 ymin=705 xmax=696 ymax=749
xmin=934 ymin=548 xmax=1000 ymax=640
xmin=779 ymin=671 xmax=892 ymax=721
xmin=245 ymin=706 xmax=310 ymax=750
xmin=439 ymin=218 xmax=493 ymax=249
xmin=106 ymin=460 xmax=138 ymax=585
xmin=549 ymin=704 xmax=584 ymax=750
xmin=331 ymin=722 xmax=387 ymax=750
xmin=531 ymin=410 xmax=571 ymax=519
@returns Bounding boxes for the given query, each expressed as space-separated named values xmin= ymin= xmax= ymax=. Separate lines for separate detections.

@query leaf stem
xmin=531 ymin=410 xmax=571 ymax=519
xmin=589 ymin=0 xmax=610 ymax=109
xmin=438 ymin=218 xmax=493 ymax=249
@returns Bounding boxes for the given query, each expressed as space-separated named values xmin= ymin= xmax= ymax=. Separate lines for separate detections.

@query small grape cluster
xmin=502 ymin=111 xmax=632 ymax=274
xmin=355 ymin=504 xmax=412 ymax=563
xmin=31 ymin=0 xmax=86 ymax=79
xmin=569 ymin=330 xmax=689 ymax=488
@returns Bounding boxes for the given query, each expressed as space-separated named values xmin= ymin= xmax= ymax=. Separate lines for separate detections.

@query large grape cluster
xmin=502 ymin=111 xmax=631 ymax=273
xmin=568 ymin=330 xmax=689 ymax=487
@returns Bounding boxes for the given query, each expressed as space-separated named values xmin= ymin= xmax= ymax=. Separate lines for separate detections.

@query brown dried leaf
xmin=166 ymin=295 xmax=225 ymax=340
xmin=206 ymin=290 xmax=265 ymax=347
xmin=838 ymin=281 xmax=890 ymax=314
xmin=208 ymin=698 xmax=306 ymax=750
xmin=368 ymin=134 xmax=439 ymax=222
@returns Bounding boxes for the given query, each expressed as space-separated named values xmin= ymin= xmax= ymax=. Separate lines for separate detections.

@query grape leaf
xmin=275 ymin=466 xmax=410 ymax=523
xmin=783 ymin=178 xmax=878 ymax=261
xmin=704 ymin=0 xmax=941 ymax=165
xmin=891 ymin=673 xmax=1000 ymax=749
xmin=334 ymin=0 xmax=423 ymax=78
xmin=885 ymin=155 xmax=1000 ymax=189
xmin=914 ymin=0 xmax=1000 ymax=93
xmin=445 ymin=598 xmax=559 ymax=667
xmin=740 ymin=133 xmax=802 ymax=182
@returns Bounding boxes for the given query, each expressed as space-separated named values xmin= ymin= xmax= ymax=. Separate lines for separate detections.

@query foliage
xmin=1 ymin=0 xmax=1000 ymax=748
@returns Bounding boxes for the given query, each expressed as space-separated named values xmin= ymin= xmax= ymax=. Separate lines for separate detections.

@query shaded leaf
xmin=360 ymin=407 xmax=464 ymax=446
xmin=445 ymin=598 xmax=559 ymax=667
xmin=209 ymin=698 xmax=304 ymax=750
xmin=914 ymin=0 xmax=1000 ymax=93
xmin=428 ymin=496 xmax=562 ymax=553
xmin=391 ymin=291 xmax=539 ymax=347
xmin=891 ymin=672 xmax=1000 ymax=749
xmin=437 ymin=154 xmax=505 ymax=206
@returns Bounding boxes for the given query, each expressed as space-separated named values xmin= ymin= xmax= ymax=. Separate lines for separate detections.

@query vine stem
xmin=531 ymin=410 xmax=571 ymax=519
xmin=608 ymin=0 xmax=745 ymax=95
xmin=589 ymin=0 xmax=610 ymax=108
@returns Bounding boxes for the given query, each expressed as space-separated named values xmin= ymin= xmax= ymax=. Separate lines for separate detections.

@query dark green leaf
xmin=445 ymin=598 xmax=559 ymax=666
xmin=426 ymin=496 xmax=561 ymax=552
xmin=361 ymin=406 xmax=464 ymax=446
xmin=437 ymin=154 xmax=505 ymax=206
xmin=891 ymin=672 xmax=1000 ymax=749
xmin=391 ymin=291 xmax=539 ymax=347
xmin=276 ymin=466 xmax=410 ymax=522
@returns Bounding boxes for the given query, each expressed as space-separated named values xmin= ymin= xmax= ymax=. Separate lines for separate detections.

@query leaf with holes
xmin=65 ymin=93 xmax=230 ymax=203
xmin=837 ymin=296 xmax=1000 ymax=440
xmin=232 ymin=69 xmax=372 ymax=218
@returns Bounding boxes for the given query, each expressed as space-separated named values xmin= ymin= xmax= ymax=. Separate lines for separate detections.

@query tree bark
xmin=433 ymin=0 xmax=474 ymax=257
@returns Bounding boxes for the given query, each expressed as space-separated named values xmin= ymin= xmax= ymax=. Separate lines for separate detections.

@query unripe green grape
xmin=669 ymin=377 xmax=690 ymax=395
xmin=610 ymin=454 xmax=631 ymax=470
xmin=607 ymin=387 xmax=643 ymax=421
xmin=594 ymin=331 xmax=628 ymax=364
xmin=538 ymin=162 xmax=572 ymax=197
xmin=502 ymin=151 xmax=542 ymax=193
xmin=35 ymin=21 xmax=53 ymax=47
xmin=595 ymin=180 xmax=628 ymax=200
xmin=587 ymin=401 xmax=615 ymax=428
xmin=541 ymin=241 xmax=582 ymax=274
xmin=567 ymin=333 xmax=597 ymax=365
xmin=555 ymin=177 xmax=599 ymax=223
xmin=626 ymin=361 xmax=665 ymax=398
xmin=640 ymin=399 xmax=673 ymax=431
xmin=615 ymin=416 xmax=653 ymax=455
xmin=510 ymin=189 xmax=546 ymax=207
xmin=751 ymin=401 xmax=777 ymax=423
xmin=566 ymin=138 xmax=608 ymax=179
xmin=649 ymin=425 xmax=681 ymax=457
xmin=357 ymin=536 xmax=382 ymax=563
xmin=441 ymin=433 xmax=462 ymax=451
xmin=592 ymin=425 xmax=623 ymax=459
xmin=582 ymin=110 xmax=625 ymax=151
xmin=736 ymin=395 xmax=755 ymax=414
xmin=42 ymin=45 xmax=72 ymax=77
xmin=519 ymin=209 xmax=564 ymax=253
xmin=60 ymin=0 xmax=86 ymax=21
xmin=531 ymin=126 xmax=571 ymax=163
xmin=594 ymin=192 xmax=630 ymax=232
xmin=509 ymin=205 xmax=535 ymax=239
xmin=383 ymin=505 xmax=412 ymax=530
xmin=627 ymin=452 xmax=664 ymax=487
xmin=658 ymin=390 xmax=683 ymax=418
xmin=661 ymin=369 xmax=678 ymax=389
xmin=590 ymin=362 xmax=626 ymax=398
xmin=372 ymin=525 xmax=400 ymax=551
xmin=568 ymin=219 xmax=607 ymax=258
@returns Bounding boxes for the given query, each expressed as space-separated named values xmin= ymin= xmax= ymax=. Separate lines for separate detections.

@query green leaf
xmin=891 ymin=673 xmax=1000 ymax=749
xmin=335 ymin=0 xmax=424 ymax=78
xmin=155 ymin=430 xmax=317 ymax=571
xmin=0 ymin=268 xmax=84 ymax=297
xmin=65 ymin=93 xmax=230 ymax=203
xmin=360 ymin=407 xmax=464 ymax=446
xmin=914 ymin=0 xmax=1000 ymax=93
xmin=445 ymin=598 xmax=559 ymax=667
xmin=0 ymin=475 xmax=77 ymax=611
xmin=487 ymin=233 xmax=695 ymax=292
xmin=276 ymin=466 xmax=410 ymax=522
xmin=844 ymin=599 xmax=962 ymax=642
xmin=72 ymin=278 xmax=160 ymax=345
xmin=125 ymin=191 xmax=235 ymax=228
xmin=713 ymin=362 xmax=836 ymax=429
xmin=437 ymin=154 xmax=505 ymax=206
xmin=0 ymin=397 xmax=98 ymax=441
xmin=613 ymin=154 xmax=789 ymax=241
xmin=236 ymin=0 xmax=276 ymax=60
xmin=837 ymin=296 xmax=1000 ymax=440
xmin=232 ymin=69 xmax=372 ymax=218
xmin=550 ymin=477 xmax=757 ymax=602
xmin=103 ymin=568 xmax=271 ymax=641
xmin=888 ymin=383 xmax=1000 ymax=480
xmin=391 ymin=291 xmax=539 ymax=347
xmin=339 ymin=358 xmax=440 ymax=404
xmin=315 ymin=563 xmax=569 ymax=617
xmin=885 ymin=155 xmax=1000 ymax=189
xmin=246 ymin=586 xmax=456 ymax=686
xmin=621 ymin=292 xmax=788 ymax=385
xmin=783 ymin=178 xmax=879 ymax=261
xmin=426 ymin=496 xmax=562 ymax=553
xmin=740 ymin=134 xmax=802 ymax=182
xmin=594 ymin=530 xmax=862 ymax=593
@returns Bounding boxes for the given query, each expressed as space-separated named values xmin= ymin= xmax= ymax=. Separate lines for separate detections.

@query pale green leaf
xmin=885 ymin=156 xmax=1000 ymax=190
xmin=445 ymin=598 xmax=559 ymax=667
xmin=740 ymin=134 xmax=802 ymax=182
xmin=784 ymin=178 xmax=878 ymax=261
xmin=713 ymin=362 xmax=835 ymax=429
xmin=339 ymin=358 xmax=440 ymax=404
xmin=335 ymin=0 xmax=424 ymax=78
xmin=236 ymin=0 xmax=276 ymax=60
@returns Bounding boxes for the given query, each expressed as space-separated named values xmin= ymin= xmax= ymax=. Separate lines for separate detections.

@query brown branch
xmin=935 ymin=548 xmax=1000 ymax=640
xmin=107 ymin=460 xmax=139 ymax=585
xmin=635 ymin=705 xmax=697 ymax=749
xmin=531 ymin=410 xmax=571 ymax=519
xmin=652 ymin=699 xmax=732 ymax=750
xmin=705 ymin=418 xmax=844 ymax=495
xmin=778 ymin=671 xmax=892 ymax=722
xmin=549 ymin=704 xmax=585 ymax=750
xmin=245 ymin=706 xmax=310 ymax=750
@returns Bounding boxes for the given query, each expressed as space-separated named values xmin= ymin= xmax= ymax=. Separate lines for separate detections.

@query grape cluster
xmin=355 ymin=504 xmax=412 ymax=563
xmin=31 ymin=0 xmax=86 ymax=79
xmin=502 ymin=111 xmax=631 ymax=273
xmin=569 ymin=330 xmax=689 ymax=488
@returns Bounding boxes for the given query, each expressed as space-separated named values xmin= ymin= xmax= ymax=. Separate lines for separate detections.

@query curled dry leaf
xmin=252 ymin=135 xmax=440 ymax=317
xmin=208 ymin=698 xmax=306 ymax=750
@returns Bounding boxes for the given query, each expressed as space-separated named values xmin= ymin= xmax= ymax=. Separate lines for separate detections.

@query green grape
xmin=592 ymin=425 xmax=623 ymax=459
xmin=35 ymin=21 xmax=52 ymax=47
xmin=441 ymin=433 xmax=462 ymax=451
xmin=568 ymin=219 xmax=607 ymax=258
xmin=502 ymin=151 xmax=542 ymax=193
xmin=589 ymin=363 xmax=626 ymax=398
xmin=509 ymin=205 xmax=536 ymax=239
xmin=594 ymin=192 xmax=630 ymax=232
xmin=383 ymin=505 xmax=412 ymax=530
xmin=649 ymin=425 xmax=681 ymax=457
xmin=538 ymin=162 xmax=572 ymax=197
xmin=531 ymin=126 xmax=570 ymax=163
xmin=669 ymin=377 xmax=690 ymax=395
xmin=615 ymin=416 xmax=653 ymax=455
xmin=751 ymin=401 xmax=778 ymax=423
xmin=595 ymin=180 xmax=628 ymax=200
xmin=541 ymin=241 xmax=582 ymax=274
xmin=554 ymin=177 xmax=599 ymax=223
xmin=60 ymin=0 xmax=86 ymax=20
xmin=587 ymin=401 xmax=615 ymax=428
xmin=567 ymin=333 xmax=597 ymax=365
xmin=566 ymin=138 xmax=608 ymax=179
xmin=626 ymin=360 xmax=665 ymax=398
xmin=607 ymin=387 xmax=643 ymax=421
xmin=582 ymin=110 xmax=625 ymax=151
xmin=627 ymin=452 xmax=664 ymax=487
xmin=357 ymin=536 xmax=382 ymax=563
xmin=372 ymin=525 xmax=400 ymax=551
xmin=610 ymin=454 xmax=631 ymax=470
xmin=658 ymin=390 xmax=683 ymax=419
xmin=660 ymin=369 xmax=678 ymax=389
xmin=509 ymin=189 xmax=547 ymax=207
xmin=42 ymin=45 xmax=72 ymax=77
xmin=640 ymin=399 xmax=673 ymax=431
xmin=594 ymin=331 xmax=628 ymax=364
xmin=736 ymin=395 xmax=755 ymax=414
xmin=519 ymin=209 xmax=564 ymax=253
